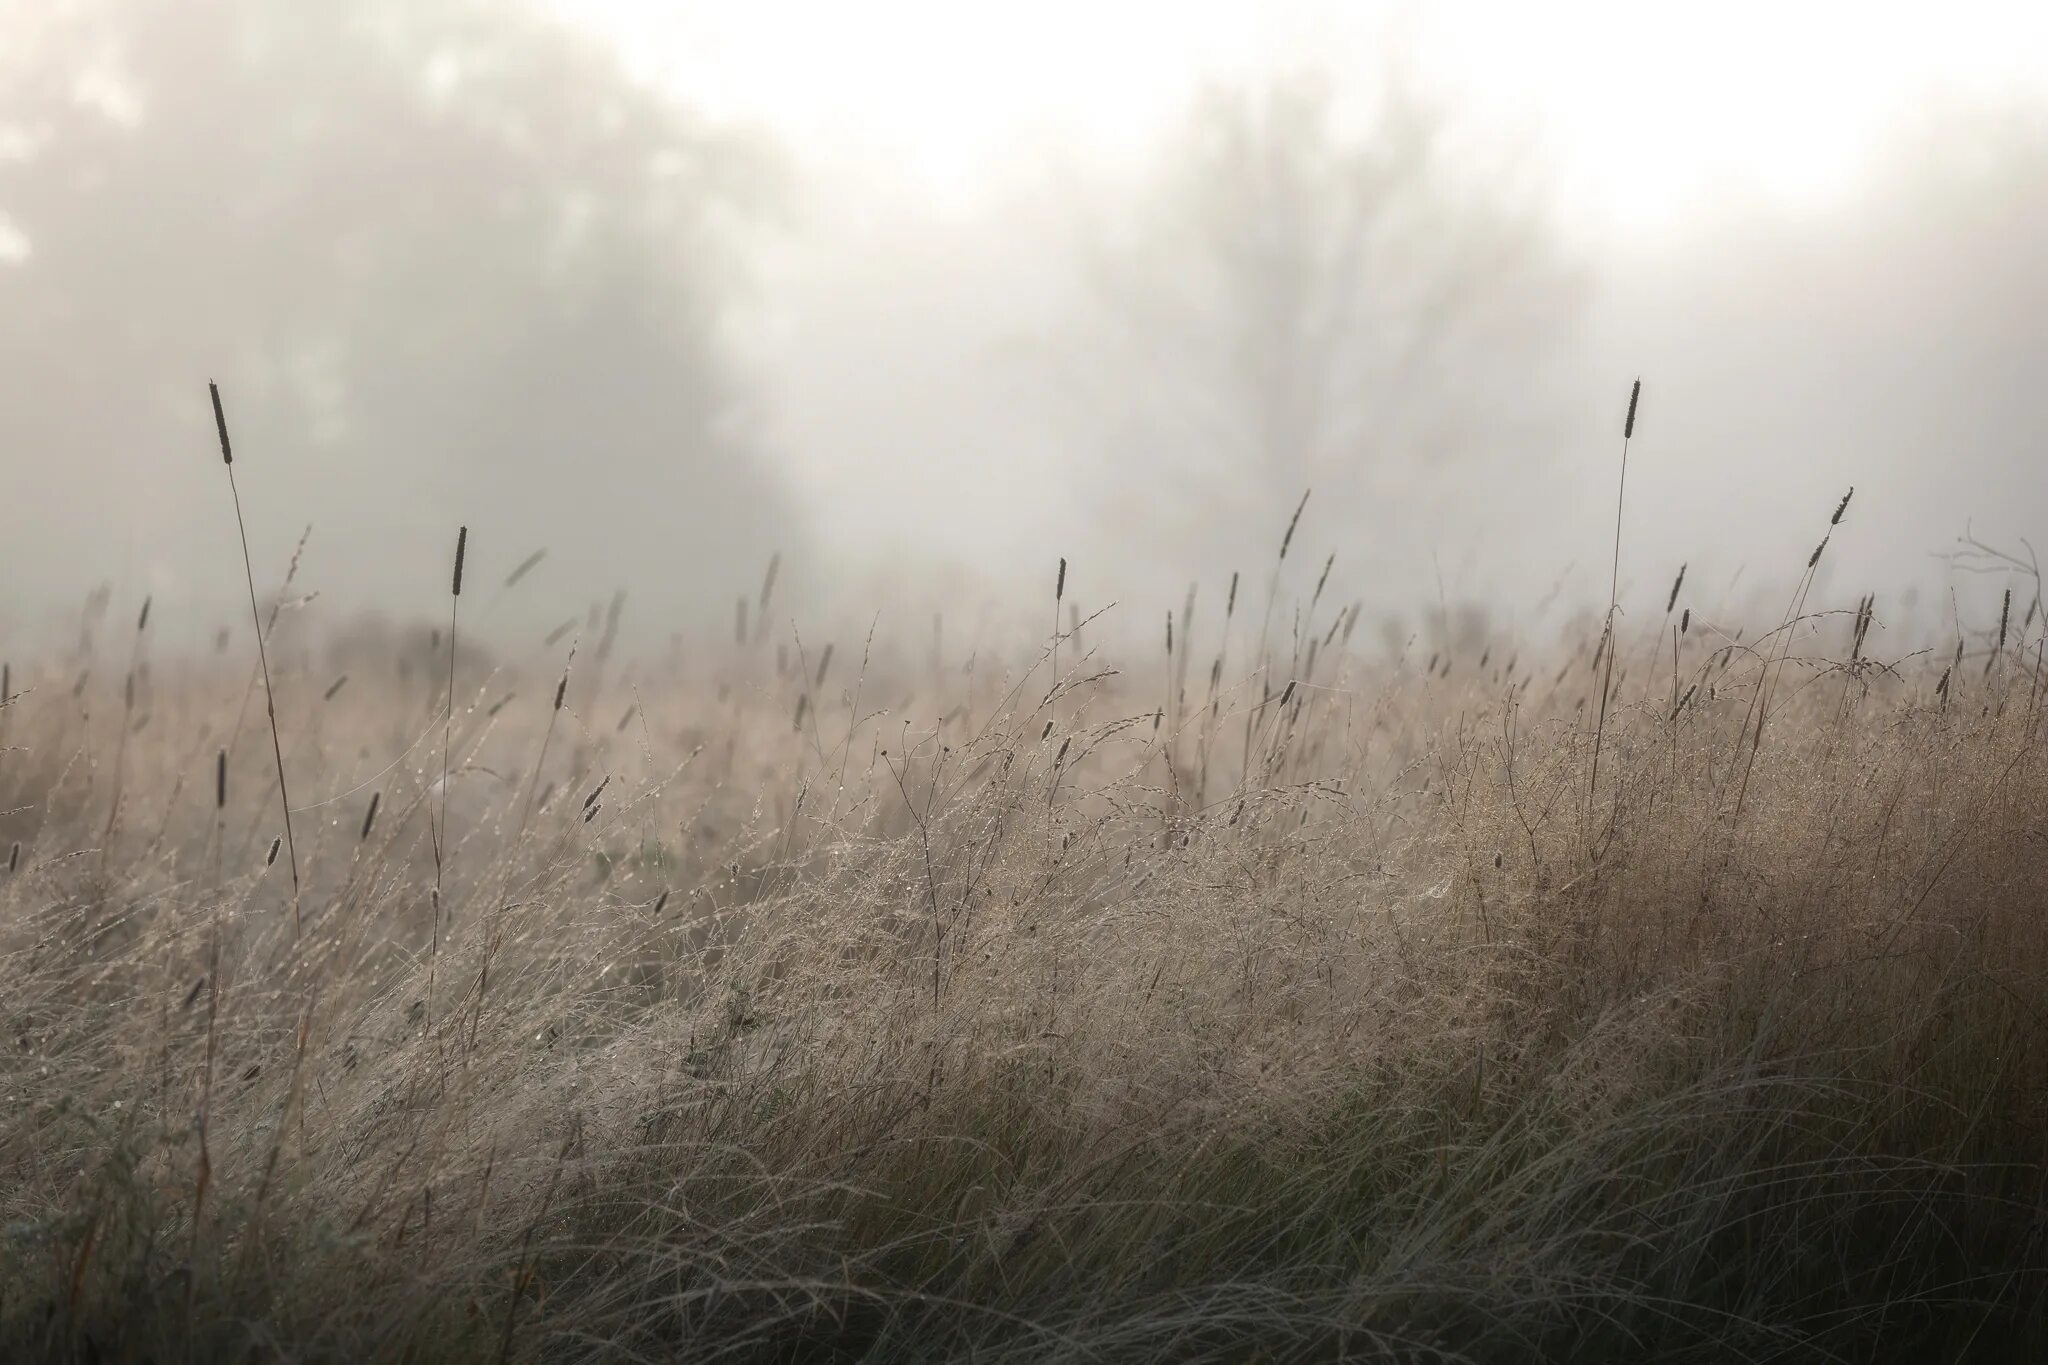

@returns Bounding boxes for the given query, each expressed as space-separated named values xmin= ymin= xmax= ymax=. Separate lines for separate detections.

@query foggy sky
xmin=4 ymin=0 xmax=2045 ymax=664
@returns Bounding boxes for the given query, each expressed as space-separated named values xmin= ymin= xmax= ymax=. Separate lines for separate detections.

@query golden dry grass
xmin=1 ymin=563 xmax=2045 ymax=1362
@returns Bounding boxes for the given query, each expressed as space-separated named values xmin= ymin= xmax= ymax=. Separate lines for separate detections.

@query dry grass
xmin=1 ymin=532 xmax=2045 ymax=1363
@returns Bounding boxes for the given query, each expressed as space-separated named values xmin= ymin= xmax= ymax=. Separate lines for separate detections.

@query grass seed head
xmin=1279 ymin=489 xmax=1310 ymax=561
xmin=505 ymin=548 xmax=546 ymax=588
xmin=209 ymin=381 xmax=232 ymax=464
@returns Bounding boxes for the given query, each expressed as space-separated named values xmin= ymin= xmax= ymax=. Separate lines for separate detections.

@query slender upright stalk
xmin=1052 ymin=557 xmax=1066 ymax=729
xmin=519 ymin=646 xmax=575 ymax=836
xmin=1733 ymin=488 xmax=1851 ymax=817
xmin=1246 ymin=492 xmax=1309 ymax=787
xmin=1590 ymin=379 xmax=1640 ymax=806
xmin=100 ymin=597 xmax=149 ymax=868
xmin=433 ymin=526 xmax=466 ymax=1013
xmin=214 ymin=747 xmax=227 ymax=886
xmin=211 ymin=381 xmax=300 ymax=926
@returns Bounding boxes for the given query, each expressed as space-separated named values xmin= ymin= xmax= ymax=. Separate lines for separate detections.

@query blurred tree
xmin=0 ymin=0 xmax=797 ymax=632
xmin=1062 ymin=71 xmax=1587 ymax=585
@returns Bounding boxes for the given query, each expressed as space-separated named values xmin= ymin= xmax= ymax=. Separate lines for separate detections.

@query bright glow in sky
xmin=560 ymin=0 xmax=2048 ymax=230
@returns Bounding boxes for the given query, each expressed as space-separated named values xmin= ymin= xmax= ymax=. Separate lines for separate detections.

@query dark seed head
xmin=652 ymin=890 xmax=670 ymax=915
xmin=360 ymin=791 xmax=381 ymax=841
xmin=1831 ymin=487 xmax=1854 ymax=525
xmin=1623 ymin=378 xmax=1641 ymax=439
xmin=1665 ymin=564 xmax=1686 ymax=613
xmin=451 ymin=526 xmax=468 ymax=596
xmin=505 ymin=548 xmax=546 ymax=588
xmin=215 ymin=750 xmax=226 ymax=810
xmin=1055 ymin=558 xmax=1067 ymax=603
xmin=266 ymin=836 xmax=281 ymax=866
xmin=209 ymin=381 xmax=233 ymax=464
xmin=137 ymin=596 xmax=151 ymax=632
xmin=1280 ymin=490 xmax=1309 ymax=561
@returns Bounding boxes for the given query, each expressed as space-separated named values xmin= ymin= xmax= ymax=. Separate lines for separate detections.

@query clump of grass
xmin=0 ymin=421 xmax=2044 ymax=1365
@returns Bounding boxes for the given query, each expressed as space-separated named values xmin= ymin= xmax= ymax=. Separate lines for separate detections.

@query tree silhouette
xmin=0 ymin=0 xmax=797 ymax=630
xmin=1064 ymin=71 xmax=1586 ymax=580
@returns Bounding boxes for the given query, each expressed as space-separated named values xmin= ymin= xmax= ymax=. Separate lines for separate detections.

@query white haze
xmin=2 ymin=0 xmax=2045 ymax=664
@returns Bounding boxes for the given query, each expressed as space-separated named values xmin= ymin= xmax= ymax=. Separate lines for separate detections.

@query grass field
xmin=2 ymin=474 xmax=2045 ymax=1362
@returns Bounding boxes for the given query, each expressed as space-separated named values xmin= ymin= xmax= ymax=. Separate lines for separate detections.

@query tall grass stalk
xmin=210 ymin=381 xmax=300 ymax=924
xmin=1589 ymin=378 xmax=1640 ymax=810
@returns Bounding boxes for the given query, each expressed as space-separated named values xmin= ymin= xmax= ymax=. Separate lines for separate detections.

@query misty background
xmin=4 ymin=0 xmax=2045 ymax=661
